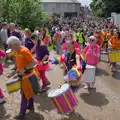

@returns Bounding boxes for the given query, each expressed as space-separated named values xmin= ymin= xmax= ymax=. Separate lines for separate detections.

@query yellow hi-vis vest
xmin=78 ymin=32 xmax=84 ymax=44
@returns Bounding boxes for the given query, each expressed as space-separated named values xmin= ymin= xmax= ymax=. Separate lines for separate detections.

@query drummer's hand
xmin=39 ymin=61 xmax=43 ymax=66
xmin=19 ymin=69 xmax=25 ymax=74
xmin=49 ymin=58 xmax=55 ymax=64
xmin=1 ymin=57 xmax=6 ymax=62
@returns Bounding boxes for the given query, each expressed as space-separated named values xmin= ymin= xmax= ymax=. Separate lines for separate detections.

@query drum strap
xmin=22 ymin=71 xmax=35 ymax=80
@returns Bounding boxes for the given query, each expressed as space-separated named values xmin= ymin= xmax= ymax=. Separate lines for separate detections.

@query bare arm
xmin=76 ymin=54 xmax=81 ymax=69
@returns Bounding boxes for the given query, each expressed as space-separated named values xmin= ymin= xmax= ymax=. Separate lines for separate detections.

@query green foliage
xmin=0 ymin=0 xmax=50 ymax=29
xmin=90 ymin=0 xmax=120 ymax=17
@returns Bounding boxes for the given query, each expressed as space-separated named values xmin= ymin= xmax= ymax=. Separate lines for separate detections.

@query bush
xmin=0 ymin=0 xmax=50 ymax=29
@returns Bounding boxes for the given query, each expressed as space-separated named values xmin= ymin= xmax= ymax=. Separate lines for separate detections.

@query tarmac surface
xmin=0 ymin=51 xmax=120 ymax=120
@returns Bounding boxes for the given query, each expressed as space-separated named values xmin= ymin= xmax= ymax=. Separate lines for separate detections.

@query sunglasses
xmin=90 ymin=39 xmax=95 ymax=42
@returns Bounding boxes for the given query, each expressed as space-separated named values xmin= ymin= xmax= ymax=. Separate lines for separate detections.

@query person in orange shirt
xmin=94 ymin=29 xmax=104 ymax=46
xmin=107 ymin=29 xmax=114 ymax=41
xmin=6 ymin=36 xmax=40 ymax=119
xmin=40 ymin=29 xmax=51 ymax=46
xmin=109 ymin=31 xmax=120 ymax=71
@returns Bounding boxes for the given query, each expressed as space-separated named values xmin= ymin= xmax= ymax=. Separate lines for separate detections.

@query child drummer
xmin=51 ymin=40 xmax=83 ymax=91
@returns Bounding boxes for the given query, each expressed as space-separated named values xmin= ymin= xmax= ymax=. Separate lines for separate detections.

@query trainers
xmin=39 ymin=86 xmax=47 ymax=93
xmin=14 ymin=114 xmax=25 ymax=120
xmin=111 ymin=67 xmax=116 ymax=72
xmin=0 ymin=99 xmax=6 ymax=104
xmin=45 ymin=81 xmax=51 ymax=87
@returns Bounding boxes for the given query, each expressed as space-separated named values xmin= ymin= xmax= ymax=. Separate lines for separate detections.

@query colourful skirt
xmin=37 ymin=60 xmax=49 ymax=71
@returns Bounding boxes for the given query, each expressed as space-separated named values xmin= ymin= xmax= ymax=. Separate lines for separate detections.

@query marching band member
xmin=51 ymin=40 xmax=83 ymax=91
xmin=31 ymin=34 xmax=51 ymax=93
xmin=6 ymin=36 xmax=40 ymax=119
xmin=40 ymin=29 xmax=51 ymax=46
xmin=83 ymin=36 xmax=100 ymax=89
xmin=0 ymin=49 xmax=6 ymax=104
xmin=109 ymin=31 xmax=120 ymax=71
xmin=94 ymin=29 xmax=104 ymax=46
xmin=62 ymin=33 xmax=80 ymax=52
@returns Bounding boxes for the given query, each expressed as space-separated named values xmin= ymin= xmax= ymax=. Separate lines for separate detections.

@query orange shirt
xmin=43 ymin=35 xmax=51 ymax=45
xmin=94 ymin=32 xmax=104 ymax=45
xmin=16 ymin=46 xmax=34 ymax=71
xmin=106 ymin=33 xmax=111 ymax=40
xmin=106 ymin=33 xmax=113 ymax=41
xmin=110 ymin=36 xmax=120 ymax=49
xmin=16 ymin=46 xmax=36 ymax=100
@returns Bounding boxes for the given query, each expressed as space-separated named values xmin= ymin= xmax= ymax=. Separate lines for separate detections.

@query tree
xmin=90 ymin=0 xmax=120 ymax=17
xmin=0 ymin=0 xmax=50 ymax=29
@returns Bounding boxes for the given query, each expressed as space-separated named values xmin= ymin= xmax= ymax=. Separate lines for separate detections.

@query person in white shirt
xmin=0 ymin=22 xmax=8 ymax=51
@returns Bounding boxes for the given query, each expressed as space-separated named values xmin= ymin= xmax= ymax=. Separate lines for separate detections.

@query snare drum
xmin=82 ymin=65 xmax=96 ymax=83
xmin=108 ymin=49 xmax=120 ymax=62
xmin=6 ymin=49 xmax=14 ymax=57
xmin=6 ymin=79 xmax=21 ymax=93
xmin=48 ymin=84 xmax=78 ymax=114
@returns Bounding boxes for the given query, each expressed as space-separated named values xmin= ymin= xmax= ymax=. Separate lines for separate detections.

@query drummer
xmin=83 ymin=36 xmax=100 ymax=89
xmin=51 ymin=40 xmax=83 ymax=90
xmin=6 ymin=36 xmax=40 ymax=119
xmin=31 ymin=34 xmax=51 ymax=93
xmin=109 ymin=31 xmax=120 ymax=71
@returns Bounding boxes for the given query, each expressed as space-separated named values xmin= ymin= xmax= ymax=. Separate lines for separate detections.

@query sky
xmin=79 ymin=0 xmax=92 ymax=6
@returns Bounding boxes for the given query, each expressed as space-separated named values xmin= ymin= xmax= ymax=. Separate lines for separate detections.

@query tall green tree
xmin=90 ymin=0 xmax=120 ymax=17
xmin=0 ymin=0 xmax=50 ymax=29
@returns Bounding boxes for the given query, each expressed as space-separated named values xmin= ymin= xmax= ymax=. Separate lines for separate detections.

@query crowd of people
xmin=0 ymin=12 xmax=120 ymax=119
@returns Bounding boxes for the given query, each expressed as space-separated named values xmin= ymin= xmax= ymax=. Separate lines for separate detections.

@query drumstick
xmin=57 ymin=80 xmax=68 ymax=88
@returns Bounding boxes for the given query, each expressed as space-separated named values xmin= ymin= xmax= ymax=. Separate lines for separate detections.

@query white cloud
xmin=79 ymin=0 xmax=92 ymax=6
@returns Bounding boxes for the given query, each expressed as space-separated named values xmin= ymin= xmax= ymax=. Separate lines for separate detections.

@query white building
xmin=41 ymin=0 xmax=81 ymax=17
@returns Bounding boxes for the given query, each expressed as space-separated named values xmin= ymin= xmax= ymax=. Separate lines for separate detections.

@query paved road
xmin=98 ymin=54 xmax=120 ymax=94
xmin=0 ymin=51 xmax=120 ymax=120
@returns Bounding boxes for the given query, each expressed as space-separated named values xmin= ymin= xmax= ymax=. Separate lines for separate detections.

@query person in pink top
xmin=83 ymin=36 xmax=100 ymax=89
xmin=62 ymin=33 xmax=80 ymax=52
xmin=84 ymin=36 xmax=100 ymax=65
xmin=0 ymin=49 xmax=6 ymax=104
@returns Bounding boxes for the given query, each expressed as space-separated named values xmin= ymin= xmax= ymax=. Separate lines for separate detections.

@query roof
xmin=41 ymin=0 xmax=80 ymax=3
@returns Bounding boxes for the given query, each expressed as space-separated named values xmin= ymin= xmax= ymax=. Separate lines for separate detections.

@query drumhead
xmin=6 ymin=49 xmax=12 ymax=53
xmin=86 ymin=64 xmax=96 ymax=69
xmin=6 ymin=79 xmax=19 ymax=84
xmin=48 ymin=83 xmax=69 ymax=98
